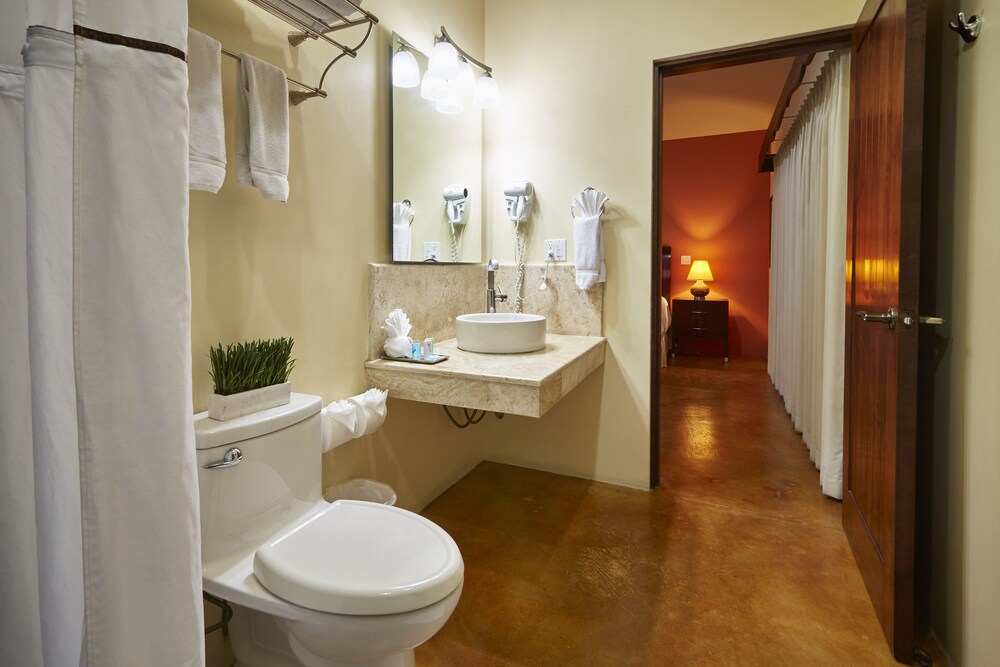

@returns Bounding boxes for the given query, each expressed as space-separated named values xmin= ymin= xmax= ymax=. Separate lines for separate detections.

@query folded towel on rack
xmin=235 ymin=54 xmax=289 ymax=201
xmin=574 ymin=214 xmax=604 ymax=289
xmin=266 ymin=0 xmax=364 ymax=35
xmin=392 ymin=201 xmax=414 ymax=261
xmin=187 ymin=29 xmax=226 ymax=193
xmin=572 ymin=188 xmax=610 ymax=290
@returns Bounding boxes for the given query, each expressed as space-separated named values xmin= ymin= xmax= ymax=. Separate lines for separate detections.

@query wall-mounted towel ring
xmin=949 ymin=11 xmax=982 ymax=43
xmin=571 ymin=186 xmax=608 ymax=217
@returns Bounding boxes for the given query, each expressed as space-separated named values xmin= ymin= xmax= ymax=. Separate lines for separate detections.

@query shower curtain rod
xmin=220 ymin=47 xmax=328 ymax=100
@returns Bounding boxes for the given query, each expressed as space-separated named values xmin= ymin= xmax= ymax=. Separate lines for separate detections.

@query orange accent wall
xmin=662 ymin=130 xmax=771 ymax=359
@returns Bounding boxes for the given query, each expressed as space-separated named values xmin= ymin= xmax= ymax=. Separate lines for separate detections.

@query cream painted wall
xmin=477 ymin=0 xmax=863 ymax=489
xmin=923 ymin=0 xmax=1000 ymax=664
xmin=186 ymin=0 xmax=1000 ymax=663
xmin=187 ymin=0 xmax=486 ymax=514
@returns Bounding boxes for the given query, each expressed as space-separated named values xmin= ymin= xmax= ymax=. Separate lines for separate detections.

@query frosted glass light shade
xmin=420 ymin=72 xmax=449 ymax=102
xmin=473 ymin=73 xmax=500 ymax=109
xmin=427 ymin=41 xmax=459 ymax=80
xmin=436 ymin=94 xmax=464 ymax=115
xmin=392 ymin=48 xmax=420 ymax=88
xmin=452 ymin=59 xmax=476 ymax=97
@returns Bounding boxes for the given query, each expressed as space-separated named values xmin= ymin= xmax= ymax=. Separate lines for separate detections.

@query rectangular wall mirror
xmin=390 ymin=33 xmax=483 ymax=264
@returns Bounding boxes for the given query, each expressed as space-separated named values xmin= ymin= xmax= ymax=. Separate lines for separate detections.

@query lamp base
xmin=690 ymin=280 xmax=710 ymax=300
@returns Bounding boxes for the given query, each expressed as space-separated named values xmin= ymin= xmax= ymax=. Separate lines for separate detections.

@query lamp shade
xmin=392 ymin=48 xmax=420 ymax=88
xmin=436 ymin=94 xmax=464 ymax=115
xmin=452 ymin=58 xmax=476 ymax=97
xmin=686 ymin=260 xmax=714 ymax=299
xmin=420 ymin=71 xmax=449 ymax=101
xmin=686 ymin=260 xmax=714 ymax=282
xmin=473 ymin=73 xmax=500 ymax=109
xmin=427 ymin=41 xmax=459 ymax=79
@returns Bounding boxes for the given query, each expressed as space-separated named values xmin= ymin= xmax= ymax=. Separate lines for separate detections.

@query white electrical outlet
xmin=423 ymin=241 xmax=441 ymax=261
xmin=544 ymin=238 xmax=567 ymax=261
xmin=680 ymin=255 xmax=692 ymax=265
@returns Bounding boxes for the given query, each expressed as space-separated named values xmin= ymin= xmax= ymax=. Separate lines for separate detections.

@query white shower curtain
xmin=768 ymin=50 xmax=850 ymax=500
xmin=0 ymin=2 xmax=203 ymax=665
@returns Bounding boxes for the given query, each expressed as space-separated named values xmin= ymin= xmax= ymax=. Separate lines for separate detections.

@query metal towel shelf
xmin=220 ymin=0 xmax=378 ymax=105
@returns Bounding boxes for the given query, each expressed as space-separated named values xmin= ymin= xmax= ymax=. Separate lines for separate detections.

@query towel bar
xmin=216 ymin=0 xmax=377 ymax=104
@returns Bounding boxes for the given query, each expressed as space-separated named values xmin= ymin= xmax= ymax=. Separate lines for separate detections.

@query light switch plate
xmin=423 ymin=241 xmax=441 ymax=261
xmin=544 ymin=239 xmax=567 ymax=261
xmin=680 ymin=255 xmax=691 ymax=265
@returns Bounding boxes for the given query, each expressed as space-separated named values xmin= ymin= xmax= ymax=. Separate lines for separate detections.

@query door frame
xmin=649 ymin=26 xmax=853 ymax=488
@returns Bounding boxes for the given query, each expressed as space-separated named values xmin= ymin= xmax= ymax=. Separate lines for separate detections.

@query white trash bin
xmin=323 ymin=478 xmax=397 ymax=506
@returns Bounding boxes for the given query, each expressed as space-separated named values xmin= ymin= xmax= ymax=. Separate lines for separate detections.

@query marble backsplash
xmin=492 ymin=264 xmax=603 ymax=336
xmin=368 ymin=263 xmax=603 ymax=360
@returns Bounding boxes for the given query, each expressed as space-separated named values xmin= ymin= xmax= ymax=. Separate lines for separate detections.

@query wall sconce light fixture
xmin=392 ymin=26 xmax=500 ymax=112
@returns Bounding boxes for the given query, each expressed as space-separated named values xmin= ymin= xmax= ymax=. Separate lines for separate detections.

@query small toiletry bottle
xmin=411 ymin=339 xmax=422 ymax=360
xmin=423 ymin=337 xmax=434 ymax=357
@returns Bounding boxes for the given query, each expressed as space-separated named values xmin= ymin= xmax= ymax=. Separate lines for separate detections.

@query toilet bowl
xmin=195 ymin=394 xmax=463 ymax=667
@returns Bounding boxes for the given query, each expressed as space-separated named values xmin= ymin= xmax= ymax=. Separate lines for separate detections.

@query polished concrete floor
xmin=418 ymin=357 xmax=946 ymax=666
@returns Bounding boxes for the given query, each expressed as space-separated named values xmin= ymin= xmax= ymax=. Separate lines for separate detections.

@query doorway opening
xmin=649 ymin=27 xmax=852 ymax=489
xmin=649 ymin=6 xmax=942 ymax=661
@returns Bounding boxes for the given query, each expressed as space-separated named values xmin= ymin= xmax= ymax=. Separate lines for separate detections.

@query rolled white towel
xmin=350 ymin=388 xmax=388 ymax=436
xmin=321 ymin=399 xmax=358 ymax=452
xmin=574 ymin=213 xmax=605 ymax=290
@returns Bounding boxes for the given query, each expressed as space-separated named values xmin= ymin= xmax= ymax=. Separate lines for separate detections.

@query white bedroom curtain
xmin=768 ymin=49 xmax=850 ymax=500
xmin=0 ymin=2 xmax=203 ymax=665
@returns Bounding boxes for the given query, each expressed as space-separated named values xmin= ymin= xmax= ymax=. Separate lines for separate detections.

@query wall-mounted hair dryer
xmin=443 ymin=184 xmax=468 ymax=225
xmin=504 ymin=180 xmax=533 ymax=225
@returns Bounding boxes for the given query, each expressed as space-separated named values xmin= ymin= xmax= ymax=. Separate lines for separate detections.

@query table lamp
xmin=687 ymin=260 xmax=714 ymax=300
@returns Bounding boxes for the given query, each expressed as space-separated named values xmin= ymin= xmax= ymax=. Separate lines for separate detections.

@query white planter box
xmin=208 ymin=382 xmax=291 ymax=422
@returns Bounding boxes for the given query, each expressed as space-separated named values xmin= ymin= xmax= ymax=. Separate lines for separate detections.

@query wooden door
xmin=843 ymin=0 xmax=927 ymax=661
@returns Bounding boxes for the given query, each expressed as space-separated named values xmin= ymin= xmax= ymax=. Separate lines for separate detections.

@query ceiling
xmin=662 ymin=57 xmax=795 ymax=140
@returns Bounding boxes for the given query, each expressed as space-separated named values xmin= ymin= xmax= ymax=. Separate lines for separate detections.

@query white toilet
xmin=195 ymin=393 xmax=464 ymax=667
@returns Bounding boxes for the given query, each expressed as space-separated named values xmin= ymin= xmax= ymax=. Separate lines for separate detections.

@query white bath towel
xmin=349 ymin=388 xmax=388 ymax=436
xmin=186 ymin=30 xmax=226 ymax=193
xmin=392 ymin=201 xmax=414 ymax=261
xmin=235 ymin=54 xmax=289 ymax=201
xmin=321 ymin=399 xmax=358 ymax=452
xmin=572 ymin=188 xmax=610 ymax=290
xmin=574 ymin=214 xmax=604 ymax=290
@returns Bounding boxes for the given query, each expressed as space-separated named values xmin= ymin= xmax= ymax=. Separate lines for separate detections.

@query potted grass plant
xmin=208 ymin=337 xmax=296 ymax=421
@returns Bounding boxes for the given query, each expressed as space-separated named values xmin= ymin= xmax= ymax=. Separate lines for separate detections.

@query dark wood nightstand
xmin=671 ymin=298 xmax=729 ymax=362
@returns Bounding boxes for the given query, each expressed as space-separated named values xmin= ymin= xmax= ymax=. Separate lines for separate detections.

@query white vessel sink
xmin=455 ymin=313 xmax=547 ymax=354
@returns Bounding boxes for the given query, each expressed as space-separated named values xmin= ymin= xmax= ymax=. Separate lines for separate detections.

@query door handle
xmin=901 ymin=314 xmax=946 ymax=327
xmin=856 ymin=307 xmax=897 ymax=329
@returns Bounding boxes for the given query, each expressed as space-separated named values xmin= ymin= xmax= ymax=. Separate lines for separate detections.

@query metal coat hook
xmin=949 ymin=12 xmax=982 ymax=43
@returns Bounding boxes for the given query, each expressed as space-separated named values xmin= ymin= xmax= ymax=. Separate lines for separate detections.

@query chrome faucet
xmin=486 ymin=259 xmax=507 ymax=313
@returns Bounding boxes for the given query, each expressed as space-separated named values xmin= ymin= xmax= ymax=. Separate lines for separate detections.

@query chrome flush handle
xmin=202 ymin=447 xmax=243 ymax=469
xmin=856 ymin=307 xmax=898 ymax=329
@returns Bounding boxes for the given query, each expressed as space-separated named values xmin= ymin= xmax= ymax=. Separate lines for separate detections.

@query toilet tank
xmin=195 ymin=393 xmax=323 ymax=565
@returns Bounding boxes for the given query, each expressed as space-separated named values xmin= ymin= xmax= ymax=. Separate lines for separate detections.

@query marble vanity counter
xmin=365 ymin=334 xmax=606 ymax=418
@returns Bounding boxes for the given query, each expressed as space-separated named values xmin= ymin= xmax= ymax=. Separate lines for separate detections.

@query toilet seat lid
xmin=253 ymin=500 xmax=464 ymax=615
